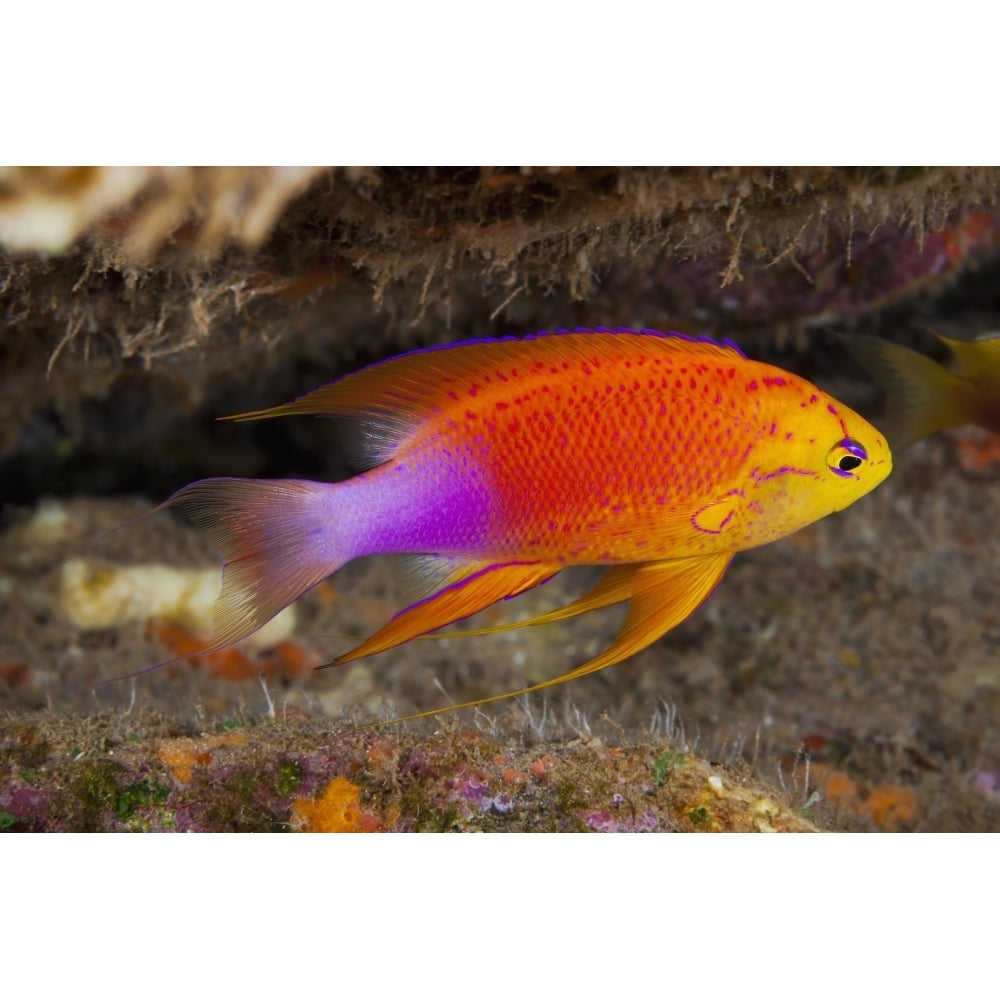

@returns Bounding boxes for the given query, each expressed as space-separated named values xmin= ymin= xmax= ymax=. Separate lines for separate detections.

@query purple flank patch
xmin=827 ymin=403 xmax=839 ymax=415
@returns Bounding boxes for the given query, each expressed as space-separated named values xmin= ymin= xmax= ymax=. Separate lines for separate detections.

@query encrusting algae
xmin=115 ymin=327 xmax=892 ymax=719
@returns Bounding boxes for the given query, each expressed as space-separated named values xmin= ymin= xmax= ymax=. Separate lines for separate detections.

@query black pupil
xmin=838 ymin=454 xmax=863 ymax=471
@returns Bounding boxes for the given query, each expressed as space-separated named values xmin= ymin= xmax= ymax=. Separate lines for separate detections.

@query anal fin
xmin=322 ymin=560 xmax=561 ymax=668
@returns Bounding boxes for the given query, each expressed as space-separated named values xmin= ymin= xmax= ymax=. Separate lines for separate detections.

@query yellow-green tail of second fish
xmin=842 ymin=331 xmax=1000 ymax=450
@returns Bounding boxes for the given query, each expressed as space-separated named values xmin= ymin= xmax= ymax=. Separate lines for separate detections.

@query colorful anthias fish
xmin=145 ymin=328 xmax=892 ymax=719
xmin=841 ymin=331 xmax=1000 ymax=450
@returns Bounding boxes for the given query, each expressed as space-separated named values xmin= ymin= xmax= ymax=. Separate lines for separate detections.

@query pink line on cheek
xmin=751 ymin=466 xmax=820 ymax=483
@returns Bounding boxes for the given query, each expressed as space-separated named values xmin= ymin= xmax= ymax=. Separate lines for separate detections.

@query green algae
xmin=56 ymin=758 xmax=171 ymax=830
xmin=274 ymin=759 xmax=303 ymax=797
xmin=115 ymin=779 xmax=170 ymax=822
xmin=650 ymin=752 xmax=686 ymax=787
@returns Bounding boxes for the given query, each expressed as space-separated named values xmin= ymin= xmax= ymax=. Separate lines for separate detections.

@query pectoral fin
xmin=366 ymin=551 xmax=733 ymax=726
xmin=320 ymin=560 xmax=561 ymax=668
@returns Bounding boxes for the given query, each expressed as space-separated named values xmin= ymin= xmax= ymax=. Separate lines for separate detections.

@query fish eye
xmin=828 ymin=438 xmax=867 ymax=477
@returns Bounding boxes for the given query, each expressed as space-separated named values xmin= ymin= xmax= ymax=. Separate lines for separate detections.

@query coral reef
xmin=3 ymin=166 xmax=1000 ymax=831
xmin=0 ymin=712 xmax=816 ymax=832
xmin=3 ymin=167 xmax=999 ymax=464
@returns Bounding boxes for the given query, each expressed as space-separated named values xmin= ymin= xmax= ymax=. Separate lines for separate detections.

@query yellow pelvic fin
xmin=319 ymin=561 xmax=561 ymax=669
xmin=421 ymin=563 xmax=642 ymax=639
xmin=361 ymin=552 xmax=732 ymax=727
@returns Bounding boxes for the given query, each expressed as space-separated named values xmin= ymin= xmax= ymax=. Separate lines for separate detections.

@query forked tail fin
xmin=115 ymin=478 xmax=343 ymax=676
xmin=839 ymin=333 xmax=973 ymax=449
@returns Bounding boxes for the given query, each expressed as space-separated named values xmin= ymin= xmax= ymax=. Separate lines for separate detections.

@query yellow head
xmin=727 ymin=376 xmax=892 ymax=551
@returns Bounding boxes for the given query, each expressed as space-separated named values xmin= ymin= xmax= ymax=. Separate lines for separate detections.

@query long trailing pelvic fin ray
xmin=355 ymin=553 xmax=732 ymax=728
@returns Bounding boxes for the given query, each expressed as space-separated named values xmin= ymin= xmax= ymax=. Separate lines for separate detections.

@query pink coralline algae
xmin=581 ymin=808 xmax=661 ymax=833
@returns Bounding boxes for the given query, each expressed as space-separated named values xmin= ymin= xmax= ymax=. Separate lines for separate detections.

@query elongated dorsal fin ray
xmin=320 ymin=561 xmax=563 ymax=668
xmin=356 ymin=553 xmax=732 ymax=728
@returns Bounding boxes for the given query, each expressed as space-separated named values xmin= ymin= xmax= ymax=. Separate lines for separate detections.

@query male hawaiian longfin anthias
xmin=136 ymin=328 xmax=892 ymax=721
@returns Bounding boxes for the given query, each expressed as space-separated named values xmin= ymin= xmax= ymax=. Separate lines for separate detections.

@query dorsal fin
xmin=220 ymin=328 xmax=746 ymax=468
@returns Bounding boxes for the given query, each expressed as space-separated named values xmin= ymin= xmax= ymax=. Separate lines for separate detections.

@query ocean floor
xmin=2 ymin=428 xmax=998 ymax=831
